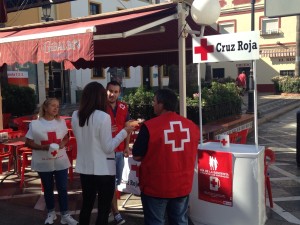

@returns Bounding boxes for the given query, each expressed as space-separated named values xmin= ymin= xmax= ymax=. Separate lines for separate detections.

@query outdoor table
xmin=0 ymin=140 xmax=25 ymax=184
xmin=189 ymin=142 xmax=266 ymax=225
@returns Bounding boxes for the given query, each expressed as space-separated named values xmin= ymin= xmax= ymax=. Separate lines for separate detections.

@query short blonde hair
xmin=38 ymin=98 xmax=60 ymax=120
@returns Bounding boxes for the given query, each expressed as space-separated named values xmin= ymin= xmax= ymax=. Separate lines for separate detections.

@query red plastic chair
xmin=264 ymin=148 xmax=275 ymax=208
xmin=19 ymin=147 xmax=32 ymax=188
xmin=0 ymin=143 xmax=13 ymax=174
xmin=229 ymin=129 xmax=249 ymax=144
xmin=66 ymin=137 xmax=77 ymax=182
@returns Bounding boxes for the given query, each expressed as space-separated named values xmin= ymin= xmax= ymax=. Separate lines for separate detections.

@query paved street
xmin=1 ymin=93 xmax=300 ymax=225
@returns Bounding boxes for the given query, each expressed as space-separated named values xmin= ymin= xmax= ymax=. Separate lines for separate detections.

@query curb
xmin=258 ymin=102 xmax=300 ymax=125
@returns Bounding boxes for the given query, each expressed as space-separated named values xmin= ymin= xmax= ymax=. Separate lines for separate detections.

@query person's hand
xmin=124 ymin=125 xmax=135 ymax=135
xmin=124 ymin=147 xmax=130 ymax=158
xmin=111 ymin=124 xmax=118 ymax=133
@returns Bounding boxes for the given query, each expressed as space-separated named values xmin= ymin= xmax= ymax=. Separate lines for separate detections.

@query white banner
xmin=7 ymin=71 xmax=29 ymax=78
xmin=117 ymin=157 xmax=141 ymax=195
xmin=192 ymin=31 xmax=259 ymax=63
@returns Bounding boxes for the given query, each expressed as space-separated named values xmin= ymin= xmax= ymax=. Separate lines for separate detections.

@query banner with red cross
xmin=193 ymin=31 xmax=259 ymax=63
xmin=198 ymin=149 xmax=233 ymax=207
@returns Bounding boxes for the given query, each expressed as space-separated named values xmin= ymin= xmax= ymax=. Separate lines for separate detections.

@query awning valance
xmin=0 ymin=2 xmax=218 ymax=69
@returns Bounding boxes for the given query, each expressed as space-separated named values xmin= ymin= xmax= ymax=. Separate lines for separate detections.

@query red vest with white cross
xmin=107 ymin=101 xmax=128 ymax=152
xmin=140 ymin=112 xmax=200 ymax=198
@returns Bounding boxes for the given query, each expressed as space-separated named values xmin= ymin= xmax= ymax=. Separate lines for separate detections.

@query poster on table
xmin=198 ymin=149 xmax=233 ymax=206
xmin=118 ymin=157 xmax=141 ymax=195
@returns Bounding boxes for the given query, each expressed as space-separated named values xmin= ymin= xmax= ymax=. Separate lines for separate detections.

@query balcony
xmin=260 ymin=29 xmax=282 ymax=36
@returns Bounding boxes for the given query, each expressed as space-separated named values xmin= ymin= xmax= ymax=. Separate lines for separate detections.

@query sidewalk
xmin=1 ymin=92 xmax=300 ymax=225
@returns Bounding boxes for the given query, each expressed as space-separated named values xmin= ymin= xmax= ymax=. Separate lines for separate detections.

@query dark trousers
xmin=79 ymin=174 xmax=115 ymax=225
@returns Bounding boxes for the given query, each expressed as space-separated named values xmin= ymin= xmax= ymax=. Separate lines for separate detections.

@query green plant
xmin=122 ymin=86 xmax=154 ymax=105
xmin=271 ymin=76 xmax=300 ymax=93
xmin=2 ymin=84 xmax=37 ymax=117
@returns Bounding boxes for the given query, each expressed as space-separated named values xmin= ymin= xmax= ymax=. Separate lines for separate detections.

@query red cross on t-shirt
xmin=41 ymin=132 xmax=61 ymax=157
xmin=194 ymin=38 xmax=214 ymax=61
xmin=41 ymin=132 xmax=61 ymax=145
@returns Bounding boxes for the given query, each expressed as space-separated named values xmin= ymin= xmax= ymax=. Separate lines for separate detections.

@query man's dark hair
xmin=155 ymin=89 xmax=178 ymax=112
xmin=106 ymin=80 xmax=121 ymax=89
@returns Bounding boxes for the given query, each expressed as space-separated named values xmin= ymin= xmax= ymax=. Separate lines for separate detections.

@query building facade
xmin=3 ymin=0 xmax=297 ymax=106
xmin=209 ymin=0 xmax=296 ymax=92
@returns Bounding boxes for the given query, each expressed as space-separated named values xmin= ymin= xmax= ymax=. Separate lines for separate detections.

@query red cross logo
xmin=211 ymin=178 xmax=218 ymax=188
xmin=131 ymin=164 xmax=140 ymax=178
xmin=164 ymin=121 xmax=190 ymax=152
xmin=194 ymin=38 xmax=214 ymax=61
xmin=51 ymin=150 xmax=58 ymax=157
xmin=41 ymin=132 xmax=61 ymax=145
xmin=220 ymin=138 xmax=228 ymax=147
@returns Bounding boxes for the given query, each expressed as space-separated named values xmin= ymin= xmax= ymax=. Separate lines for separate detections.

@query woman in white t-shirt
xmin=71 ymin=82 xmax=133 ymax=225
xmin=25 ymin=98 xmax=78 ymax=225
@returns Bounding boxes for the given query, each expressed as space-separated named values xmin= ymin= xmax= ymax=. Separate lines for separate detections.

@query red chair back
xmin=229 ymin=129 xmax=249 ymax=144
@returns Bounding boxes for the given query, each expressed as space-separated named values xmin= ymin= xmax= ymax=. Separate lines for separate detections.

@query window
xmin=219 ymin=23 xmax=235 ymax=34
xmin=261 ymin=18 xmax=280 ymax=35
xmin=161 ymin=65 xmax=171 ymax=77
xmin=212 ymin=68 xmax=225 ymax=79
xmin=280 ymin=70 xmax=295 ymax=77
xmin=90 ymin=2 xmax=101 ymax=15
xmin=92 ymin=67 xmax=105 ymax=79
xmin=108 ymin=67 xmax=130 ymax=84
xmin=218 ymin=20 xmax=236 ymax=34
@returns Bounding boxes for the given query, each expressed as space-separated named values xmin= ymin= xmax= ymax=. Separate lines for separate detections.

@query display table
xmin=189 ymin=142 xmax=266 ymax=225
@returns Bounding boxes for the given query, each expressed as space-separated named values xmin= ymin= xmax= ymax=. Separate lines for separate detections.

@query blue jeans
xmin=38 ymin=169 xmax=69 ymax=214
xmin=141 ymin=192 xmax=189 ymax=225
xmin=115 ymin=152 xmax=124 ymax=185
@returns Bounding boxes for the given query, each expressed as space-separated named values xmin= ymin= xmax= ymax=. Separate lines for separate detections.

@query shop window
xmin=280 ymin=70 xmax=295 ymax=77
xmin=212 ymin=68 xmax=225 ymax=79
xmin=92 ymin=67 xmax=105 ymax=79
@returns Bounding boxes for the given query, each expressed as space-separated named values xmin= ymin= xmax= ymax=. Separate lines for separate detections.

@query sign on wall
xmin=193 ymin=31 xmax=260 ymax=63
xmin=7 ymin=71 xmax=29 ymax=86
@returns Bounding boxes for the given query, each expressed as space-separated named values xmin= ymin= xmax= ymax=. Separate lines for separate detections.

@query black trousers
xmin=79 ymin=174 xmax=115 ymax=225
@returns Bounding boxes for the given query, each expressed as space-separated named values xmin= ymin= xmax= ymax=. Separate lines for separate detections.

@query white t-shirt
xmin=72 ymin=110 xmax=127 ymax=175
xmin=26 ymin=118 xmax=70 ymax=172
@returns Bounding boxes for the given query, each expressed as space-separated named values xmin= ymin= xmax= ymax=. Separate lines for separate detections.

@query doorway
xmin=46 ymin=62 xmax=70 ymax=104
xmin=238 ymin=67 xmax=250 ymax=91
xmin=142 ymin=66 xmax=151 ymax=90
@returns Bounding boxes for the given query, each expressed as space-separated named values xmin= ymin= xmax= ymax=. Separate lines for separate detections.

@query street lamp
xmin=247 ymin=0 xmax=256 ymax=114
xmin=41 ymin=4 xmax=53 ymax=22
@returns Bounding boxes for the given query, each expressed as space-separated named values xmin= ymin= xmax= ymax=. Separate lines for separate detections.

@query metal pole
xmin=198 ymin=26 xmax=205 ymax=145
xmin=178 ymin=3 xmax=187 ymax=117
xmin=247 ymin=0 xmax=256 ymax=114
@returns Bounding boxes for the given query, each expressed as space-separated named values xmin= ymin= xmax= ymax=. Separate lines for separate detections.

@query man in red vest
xmin=106 ymin=81 xmax=130 ymax=225
xmin=132 ymin=89 xmax=200 ymax=225
xmin=236 ymin=71 xmax=247 ymax=96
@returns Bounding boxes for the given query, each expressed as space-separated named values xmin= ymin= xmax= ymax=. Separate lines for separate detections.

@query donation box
xmin=189 ymin=142 xmax=267 ymax=225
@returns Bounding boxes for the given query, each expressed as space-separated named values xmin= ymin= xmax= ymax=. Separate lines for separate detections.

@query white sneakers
xmin=45 ymin=211 xmax=57 ymax=224
xmin=60 ymin=214 xmax=78 ymax=225
xmin=44 ymin=211 xmax=78 ymax=225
